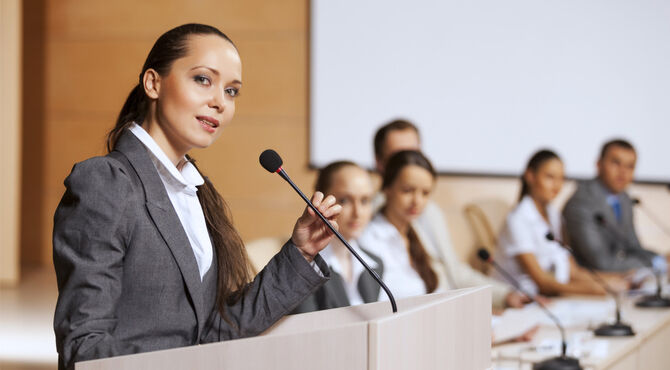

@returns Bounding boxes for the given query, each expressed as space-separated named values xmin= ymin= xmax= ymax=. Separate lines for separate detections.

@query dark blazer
xmin=292 ymin=247 xmax=384 ymax=313
xmin=53 ymin=130 xmax=329 ymax=369
xmin=562 ymin=178 xmax=655 ymax=271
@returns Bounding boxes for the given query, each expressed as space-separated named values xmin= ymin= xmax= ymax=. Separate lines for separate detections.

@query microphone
xmin=477 ymin=248 xmax=582 ymax=370
xmin=631 ymin=198 xmax=670 ymax=239
xmin=594 ymin=214 xmax=670 ymax=308
xmin=259 ymin=149 xmax=398 ymax=313
xmin=545 ymin=233 xmax=634 ymax=337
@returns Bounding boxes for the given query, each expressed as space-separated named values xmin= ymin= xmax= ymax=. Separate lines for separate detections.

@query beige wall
xmin=1 ymin=0 xmax=22 ymax=285
xmin=20 ymin=0 xmax=670 ymax=268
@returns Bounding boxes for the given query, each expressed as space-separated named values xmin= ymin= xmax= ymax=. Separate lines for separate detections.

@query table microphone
xmin=259 ymin=149 xmax=397 ymax=313
xmin=631 ymin=198 xmax=670 ymax=239
xmin=546 ymin=232 xmax=634 ymax=337
xmin=594 ymin=214 xmax=670 ymax=308
xmin=477 ymin=248 xmax=582 ymax=370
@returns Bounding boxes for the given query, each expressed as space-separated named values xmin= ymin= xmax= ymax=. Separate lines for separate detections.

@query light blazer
xmin=53 ymin=130 xmax=329 ymax=369
xmin=562 ymin=178 xmax=655 ymax=271
xmin=292 ymin=246 xmax=384 ymax=313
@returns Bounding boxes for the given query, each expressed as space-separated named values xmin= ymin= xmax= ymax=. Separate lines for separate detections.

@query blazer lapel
xmin=322 ymin=272 xmax=351 ymax=308
xmin=589 ymin=179 xmax=619 ymax=227
xmin=114 ymin=130 xmax=206 ymax=336
xmin=357 ymin=247 xmax=383 ymax=303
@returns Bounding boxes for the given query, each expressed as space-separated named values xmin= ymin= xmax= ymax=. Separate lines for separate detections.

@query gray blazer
xmin=562 ymin=178 xmax=655 ymax=271
xmin=292 ymin=247 xmax=384 ymax=313
xmin=53 ymin=130 xmax=329 ymax=369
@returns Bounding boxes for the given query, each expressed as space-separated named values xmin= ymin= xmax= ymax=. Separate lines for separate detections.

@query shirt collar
xmin=519 ymin=195 xmax=545 ymax=224
xmin=129 ymin=123 xmax=204 ymax=190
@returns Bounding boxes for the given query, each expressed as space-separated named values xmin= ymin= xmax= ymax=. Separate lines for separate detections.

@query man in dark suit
xmin=563 ymin=139 xmax=666 ymax=272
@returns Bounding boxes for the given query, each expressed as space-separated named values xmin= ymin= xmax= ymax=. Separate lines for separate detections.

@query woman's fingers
xmin=317 ymin=194 xmax=336 ymax=213
xmin=303 ymin=191 xmax=325 ymax=218
xmin=322 ymin=203 xmax=342 ymax=219
xmin=302 ymin=193 xmax=340 ymax=221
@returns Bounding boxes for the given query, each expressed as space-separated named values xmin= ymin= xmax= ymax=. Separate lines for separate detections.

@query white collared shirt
xmin=360 ymin=213 xmax=428 ymax=300
xmin=129 ymin=123 xmax=213 ymax=280
xmin=320 ymin=240 xmax=378 ymax=306
xmin=494 ymin=195 xmax=570 ymax=296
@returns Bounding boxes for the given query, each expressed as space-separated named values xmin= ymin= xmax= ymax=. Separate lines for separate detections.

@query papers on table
xmin=492 ymin=298 xmax=616 ymax=345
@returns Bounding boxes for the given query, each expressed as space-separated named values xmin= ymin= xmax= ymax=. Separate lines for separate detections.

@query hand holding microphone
xmin=291 ymin=191 xmax=342 ymax=261
xmin=260 ymin=149 xmax=398 ymax=313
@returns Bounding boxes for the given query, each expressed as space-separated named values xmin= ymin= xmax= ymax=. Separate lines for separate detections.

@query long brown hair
xmin=382 ymin=150 xmax=438 ymax=293
xmin=107 ymin=23 xmax=251 ymax=323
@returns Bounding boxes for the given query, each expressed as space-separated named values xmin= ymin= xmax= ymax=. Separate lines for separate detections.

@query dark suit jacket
xmin=53 ymin=130 xmax=329 ymax=369
xmin=292 ymin=247 xmax=384 ymax=313
xmin=562 ymin=178 xmax=656 ymax=271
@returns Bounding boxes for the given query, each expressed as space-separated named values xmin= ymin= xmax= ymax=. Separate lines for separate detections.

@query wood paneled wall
xmin=1 ymin=0 xmax=22 ymax=284
xmin=21 ymin=0 xmax=670 ymax=268
xmin=22 ymin=0 xmax=316 ymax=266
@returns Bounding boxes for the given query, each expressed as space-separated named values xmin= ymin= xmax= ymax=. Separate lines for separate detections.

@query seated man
xmin=372 ymin=119 xmax=526 ymax=308
xmin=563 ymin=139 xmax=665 ymax=272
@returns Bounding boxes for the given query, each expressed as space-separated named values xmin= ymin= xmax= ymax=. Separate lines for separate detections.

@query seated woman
xmin=360 ymin=150 xmax=447 ymax=299
xmin=293 ymin=161 xmax=384 ymax=313
xmin=494 ymin=149 xmax=627 ymax=297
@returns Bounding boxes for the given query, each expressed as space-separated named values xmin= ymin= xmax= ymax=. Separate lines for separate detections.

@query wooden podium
xmin=76 ymin=286 xmax=491 ymax=370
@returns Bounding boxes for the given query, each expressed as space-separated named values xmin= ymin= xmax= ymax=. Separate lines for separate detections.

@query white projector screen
xmin=310 ymin=0 xmax=670 ymax=183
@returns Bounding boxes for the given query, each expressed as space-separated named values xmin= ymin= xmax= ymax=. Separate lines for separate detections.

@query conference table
xmin=491 ymin=291 xmax=670 ymax=370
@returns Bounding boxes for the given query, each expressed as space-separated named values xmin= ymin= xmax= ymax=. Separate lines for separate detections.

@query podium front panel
xmin=76 ymin=322 xmax=368 ymax=370
xmin=77 ymin=287 xmax=491 ymax=370
xmin=369 ymin=287 xmax=491 ymax=370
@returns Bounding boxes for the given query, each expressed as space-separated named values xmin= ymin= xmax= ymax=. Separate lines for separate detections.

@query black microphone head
xmin=476 ymin=248 xmax=491 ymax=262
xmin=545 ymin=232 xmax=555 ymax=241
xmin=594 ymin=213 xmax=605 ymax=225
xmin=259 ymin=149 xmax=283 ymax=173
xmin=631 ymin=197 xmax=640 ymax=205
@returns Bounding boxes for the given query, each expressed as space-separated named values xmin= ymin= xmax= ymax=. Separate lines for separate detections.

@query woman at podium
xmin=52 ymin=24 xmax=340 ymax=370
xmin=293 ymin=161 xmax=384 ymax=313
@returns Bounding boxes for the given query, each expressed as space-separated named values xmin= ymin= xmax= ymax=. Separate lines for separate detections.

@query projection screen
xmin=310 ymin=0 xmax=670 ymax=183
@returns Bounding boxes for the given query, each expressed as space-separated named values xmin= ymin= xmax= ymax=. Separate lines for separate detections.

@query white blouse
xmin=359 ymin=213 xmax=431 ymax=300
xmin=129 ymin=123 xmax=213 ymax=280
xmin=494 ymin=195 xmax=570 ymax=296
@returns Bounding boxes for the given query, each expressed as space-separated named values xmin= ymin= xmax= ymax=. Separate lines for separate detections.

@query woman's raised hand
xmin=291 ymin=192 xmax=342 ymax=261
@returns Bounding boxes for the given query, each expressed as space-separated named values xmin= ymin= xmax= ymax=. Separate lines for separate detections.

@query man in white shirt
xmin=372 ymin=119 xmax=526 ymax=308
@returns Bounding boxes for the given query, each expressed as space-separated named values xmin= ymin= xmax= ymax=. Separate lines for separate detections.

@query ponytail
xmin=190 ymin=159 xmax=252 ymax=315
xmin=107 ymin=83 xmax=147 ymax=152
xmin=518 ymin=178 xmax=531 ymax=202
xmin=407 ymin=227 xmax=438 ymax=293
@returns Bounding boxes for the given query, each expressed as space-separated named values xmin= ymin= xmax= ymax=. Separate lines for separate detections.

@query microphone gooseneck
xmin=260 ymin=149 xmax=398 ymax=313
xmin=476 ymin=249 xmax=580 ymax=370
xmin=593 ymin=213 xmax=670 ymax=309
xmin=545 ymin=233 xmax=634 ymax=336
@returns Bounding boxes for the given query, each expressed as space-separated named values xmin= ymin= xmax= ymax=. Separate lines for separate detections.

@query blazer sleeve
xmin=53 ymin=157 xmax=138 ymax=369
xmin=201 ymin=241 xmax=330 ymax=342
